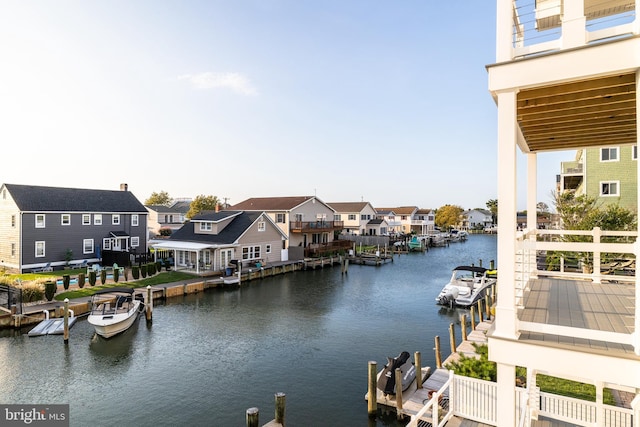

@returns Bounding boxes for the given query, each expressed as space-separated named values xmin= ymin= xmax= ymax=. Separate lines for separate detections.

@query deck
xmin=518 ymin=277 xmax=637 ymax=358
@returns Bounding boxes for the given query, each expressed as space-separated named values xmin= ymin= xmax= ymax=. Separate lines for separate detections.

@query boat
xmin=407 ymin=236 xmax=423 ymax=251
xmin=87 ymin=288 xmax=144 ymax=338
xmin=377 ymin=351 xmax=417 ymax=395
xmin=435 ymin=265 xmax=497 ymax=308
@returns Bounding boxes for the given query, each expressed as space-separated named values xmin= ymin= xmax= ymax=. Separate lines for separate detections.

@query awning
xmin=152 ymin=241 xmax=215 ymax=251
xmin=110 ymin=231 xmax=130 ymax=238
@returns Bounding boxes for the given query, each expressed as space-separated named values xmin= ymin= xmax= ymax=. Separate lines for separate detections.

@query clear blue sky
xmin=0 ymin=1 xmax=570 ymax=211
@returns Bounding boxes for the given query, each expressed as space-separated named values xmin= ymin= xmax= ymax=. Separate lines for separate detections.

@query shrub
xmin=113 ymin=268 xmax=120 ymax=283
xmin=132 ymin=266 xmax=140 ymax=280
xmin=89 ymin=271 xmax=96 ymax=286
xmin=17 ymin=281 xmax=45 ymax=302
xmin=44 ymin=281 xmax=56 ymax=301
xmin=62 ymin=274 xmax=70 ymax=290
xmin=159 ymin=228 xmax=172 ymax=236
xmin=78 ymin=273 xmax=85 ymax=289
xmin=100 ymin=269 xmax=107 ymax=285
xmin=140 ymin=265 xmax=147 ymax=278
xmin=124 ymin=268 xmax=130 ymax=281
xmin=148 ymin=263 xmax=156 ymax=275
xmin=155 ymin=261 xmax=162 ymax=272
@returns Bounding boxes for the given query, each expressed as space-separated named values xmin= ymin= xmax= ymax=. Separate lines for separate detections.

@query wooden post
xmin=146 ymin=286 xmax=153 ymax=322
xmin=470 ymin=306 xmax=477 ymax=330
xmin=395 ymin=368 xmax=403 ymax=418
xmin=485 ymin=294 xmax=491 ymax=319
xmin=275 ymin=392 xmax=285 ymax=425
xmin=367 ymin=361 xmax=377 ymax=416
xmin=490 ymin=259 xmax=495 ymax=270
xmin=63 ymin=298 xmax=70 ymax=344
xmin=477 ymin=299 xmax=484 ymax=322
xmin=246 ymin=407 xmax=259 ymax=427
xmin=449 ymin=323 xmax=456 ymax=353
xmin=434 ymin=336 xmax=442 ymax=369
xmin=461 ymin=314 xmax=468 ymax=341
xmin=479 ymin=258 xmax=483 ymax=267
xmin=415 ymin=351 xmax=422 ymax=389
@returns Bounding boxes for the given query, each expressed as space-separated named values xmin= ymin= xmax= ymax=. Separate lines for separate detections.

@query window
xmin=132 ymin=214 xmax=139 ymax=226
xmin=11 ymin=243 xmax=15 ymax=257
xmin=94 ymin=214 xmax=102 ymax=225
xmin=633 ymin=145 xmax=637 ymax=160
xmin=35 ymin=214 xmax=45 ymax=228
xmin=83 ymin=239 xmax=94 ymax=254
xmin=334 ymin=214 xmax=341 ymax=221
xmin=600 ymin=147 xmax=619 ymax=162
xmin=276 ymin=213 xmax=285 ymax=223
xmin=348 ymin=214 xmax=356 ymax=221
xmin=35 ymin=241 xmax=45 ymax=257
xmin=82 ymin=214 xmax=91 ymax=225
xmin=242 ymin=246 xmax=261 ymax=260
xmin=131 ymin=236 xmax=140 ymax=247
xmin=266 ymin=244 xmax=271 ymax=254
xmin=200 ymin=222 xmax=212 ymax=231
xmin=601 ymin=181 xmax=619 ymax=196
xmin=102 ymin=238 xmax=111 ymax=250
xmin=294 ymin=213 xmax=303 ymax=222
xmin=258 ymin=221 xmax=265 ymax=231
xmin=11 ymin=215 xmax=15 ymax=227
xmin=61 ymin=214 xmax=70 ymax=226
xmin=112 ymin=214 xmax=120 ymax=225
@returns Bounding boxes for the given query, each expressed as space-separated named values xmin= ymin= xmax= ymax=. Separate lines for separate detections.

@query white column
xmin=595 ymin=381 xmax=604 ymax=427
xmin=527 ymin=153 xmax=538 ymax=279
xmin=635 ymin=68 xmax=640 ymax=355
xmin=495 ymin=0 xmax=513 ymax=62
xmin=494 ymin=90 xmax=518 ymax=339
xmin=496 ymin=363 xmax=517 ymax=426
xmin=562 ymin=0 xmax=586 ymax=49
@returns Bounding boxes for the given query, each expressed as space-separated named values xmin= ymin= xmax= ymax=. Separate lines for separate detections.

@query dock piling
xmin=63 ymin=298 xmax=69 ymax=344
xmin=275 ymin=392 xmax=286 ymax=425
xmin=461 ymin=314 xmax=468 ymax=341
xmin=434 ymin=335 xmax=442 ymax=369
xmin=246 ymin=407 xmax=259 ymax=427
xmin=449 ymin=323 xmax=456 ymax=353
xmin=367 ymin=361 xmax=377 ymax=416
xmin=470 ymin=306 xmax=477 ymax=330
xmin=477 ymin=299 xmax=484 ymax=322
xmin=394 ymin=368 xmax=403 ymax=419
xmin=415 ymin=351 xmax=422 ymax=389
xmin=146 ymin=285 xmax=153 ymax=322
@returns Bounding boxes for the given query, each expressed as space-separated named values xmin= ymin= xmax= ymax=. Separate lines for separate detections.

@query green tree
xmin=145 ymin=191 xmax=172 ymax=206
xmin=435 ymin=204 xmax=464 ymax=231
xmin=486 ymin=199 xmax=497 ymax=224
xmin=186 ymin=195 xmax=220 ymax=219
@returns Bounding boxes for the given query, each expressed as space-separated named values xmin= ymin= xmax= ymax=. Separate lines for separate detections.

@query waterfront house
xmin=559 ymin=145 xmax=638 ymax=210
xmin=151 ymin=210 xmax=287 ymax=274
xmin=485 ymin=0 xmax=640 ymax=425
xmin=328 ymin=201 xmax=378 ymax=235
xmin=146 ymin=199 xmax=191 ymax=238
xmin=461 ymin=209 xmax=493 ymax=231
xmin=375 ymin=206 xmax=420 ymax=235
xmin=0 ymin=183 xmax=148 ymax=273
xmin=374 ymin=209 xmax=402 ymax=235
xmin=228 ymin=196 xmax=347 ymax=260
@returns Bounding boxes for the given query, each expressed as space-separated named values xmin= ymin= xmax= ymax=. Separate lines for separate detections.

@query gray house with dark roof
xmin=0 ymin=183 xmax=148 ymax=273
xmin=146 ymin=199 xmax=191 ymax=238
xmin=151 ymin=210 xmax=287 ymax=274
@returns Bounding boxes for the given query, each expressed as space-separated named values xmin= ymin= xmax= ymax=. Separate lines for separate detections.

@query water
xmin=0 ymin=234 xmax=496 ymax=427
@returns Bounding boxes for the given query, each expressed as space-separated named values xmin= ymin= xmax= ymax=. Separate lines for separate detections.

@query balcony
xmin=501 ymin=0 xmax=637 ymax=61
xmin=513 ymin=227 xmax=638 ymax=355
xmin=289 ymin=220 xmax=343 ymax=233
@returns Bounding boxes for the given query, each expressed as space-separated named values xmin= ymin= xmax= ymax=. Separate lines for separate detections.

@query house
xmin=327 ymin=201 xmax=378 ymax=235
xmin=375 ymin=206 xmax=419 ymax=234
xmin=461 ymin=209 xmax=493 ymax=231
xmin=151 ymin=210 xmax=287 ymax=274
xmin=558 ymin=146 xmax=638 ymax=210
xmin=228 ymin=196 xmax=348 ymax=259
xmin=363 ymin=218 xmax=389 ymax=236
xmin=411 ymin=208 xmax=435 ymax=235
xmin=0 ymin=183 xmax=148 ymax=273
xmin=486 ymin=1 xmax=640 ymax=425
xmin=146 ymin=199 xmax=191 ymax=238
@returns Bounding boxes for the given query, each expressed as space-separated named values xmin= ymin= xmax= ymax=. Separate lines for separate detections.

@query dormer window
xmin=200 ymin=222 xmax=212 ymax=231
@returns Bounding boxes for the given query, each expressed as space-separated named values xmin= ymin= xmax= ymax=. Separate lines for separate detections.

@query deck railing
xmin=498 ymin=0 xmax=637 ymax=61
xmin=409 ymin=372 xmax=633 ymax=426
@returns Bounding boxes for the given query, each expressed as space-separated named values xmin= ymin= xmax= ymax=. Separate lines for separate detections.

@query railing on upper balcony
xmin=504 ymin=0 xmax=637 ymax=60
xmin=560 ymin=160 xmax=583 ymax=174
xmin=289 ymin=220 xmax=343 ymax=233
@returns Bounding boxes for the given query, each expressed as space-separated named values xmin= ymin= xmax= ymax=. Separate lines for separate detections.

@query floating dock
xmin=28 ymin=316 xmax=77 ymax=337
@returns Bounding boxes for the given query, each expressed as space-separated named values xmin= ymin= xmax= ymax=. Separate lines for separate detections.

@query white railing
xmin=505 ymin=0 xmax=637 ymax=60
xmin=408 ymin=372 xmax=634 ymax=426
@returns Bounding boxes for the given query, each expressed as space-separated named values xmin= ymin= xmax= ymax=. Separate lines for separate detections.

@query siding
xmin=585 ymin=146 xmax=637 ymax=210
xmin=0 ymin=193 xmax=21 ymax=271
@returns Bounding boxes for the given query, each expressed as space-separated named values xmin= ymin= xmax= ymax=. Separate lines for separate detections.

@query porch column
xmin=635 ymin=68 xmax=640 ymax=355
xmin=595 ymin=381 xmax=604 ymax=427
xmin=494 ymin=89 xmax=518 ymax=340
xmin=496 ymin=362 xmax=516 ymax=426
xmin=527 ymin=153 xmax=537 ymax=280
xmin=495 ymin=0 xmax=513 ymax=62
xmin=561 ymin=0 xmax=586 ymax=49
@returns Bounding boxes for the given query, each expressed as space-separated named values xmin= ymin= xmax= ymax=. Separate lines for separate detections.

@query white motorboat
xmin=88 ymin=288 xmax=144 ymax=338
xmin=435 ymin=265 xmax=497 ymax=308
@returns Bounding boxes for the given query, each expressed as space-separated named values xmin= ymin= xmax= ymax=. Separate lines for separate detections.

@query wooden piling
xmin=275 ymin=392 xmax=285 ymax=425
xmin=477 ymin=299 xmax=484 ymax=322
xmin=485 ymin=294 xmax=491 ymax=319
xmin=415 ymin=351 xmax=422 ymax=389
xmin=146 ymin=286 xmax=153 ymax=322
xmin=246 ymin=407 xmax=259 ymax=427
xmin=461 ymin=314 xmax=468 ymax=341
xmin=394 ymin=368 xmax=403 ymax=418
xmin=435 ymin=336 xmax=442 ymax=369
xmin=449 ymin=323 xmax=456 ymax=353
xmin=470 ymin=306 xmax=477 ymax=330
xmin=367 ymin=361 xmax=377 ymax=416
xmin=63 ymin=298 xmax=70 ymax=344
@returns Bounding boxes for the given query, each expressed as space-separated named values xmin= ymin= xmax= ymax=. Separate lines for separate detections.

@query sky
xmin=0 ymin=1 xmax=572 ymax=211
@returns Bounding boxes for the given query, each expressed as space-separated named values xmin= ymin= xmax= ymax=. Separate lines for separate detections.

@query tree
xmin=435 ymin=204 xmax=464 ymax=230
xmin=536 ymin=202 xmax=549 ymax=213
xmin=186 ymin=195 xmax=220 ymax=219
xmin=486 ymin=199 xmax=497 ymax=225
xmin=145 ymin=190 xmax=172 ymax=206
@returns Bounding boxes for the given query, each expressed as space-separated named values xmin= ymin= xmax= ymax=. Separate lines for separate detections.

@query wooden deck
xmin=518 ymin=278 xmax=637 ymax=357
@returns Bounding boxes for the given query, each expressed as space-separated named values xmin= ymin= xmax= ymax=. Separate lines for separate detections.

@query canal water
xmin=0 ymin=234 xmax=496 ymax=427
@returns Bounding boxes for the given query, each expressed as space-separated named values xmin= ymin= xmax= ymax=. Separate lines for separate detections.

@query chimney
xmin=215 ymin=203 xmax=219 ymax=213
xmin=120 ymin=183 xmax=128 ymax=191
